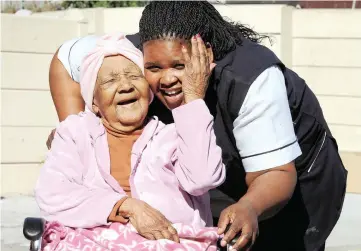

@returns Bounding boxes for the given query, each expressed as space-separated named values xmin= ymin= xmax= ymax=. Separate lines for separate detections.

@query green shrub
xmin=61 ymin=1 xmax=148 ymax=9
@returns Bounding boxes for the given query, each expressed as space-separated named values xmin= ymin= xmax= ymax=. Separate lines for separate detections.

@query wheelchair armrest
xmin=23 ymin=217 xmax=46 ymax=241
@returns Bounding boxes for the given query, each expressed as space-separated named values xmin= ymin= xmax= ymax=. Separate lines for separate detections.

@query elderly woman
xmin=35 ymin=33 xmax=225 ymax=250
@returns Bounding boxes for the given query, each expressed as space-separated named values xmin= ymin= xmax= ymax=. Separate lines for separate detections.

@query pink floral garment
xmin=42 ymin=222 xmax=220 ymax=251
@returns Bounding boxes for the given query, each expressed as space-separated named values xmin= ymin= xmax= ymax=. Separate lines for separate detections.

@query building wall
xmin=1 ymin=5 xmax=360 ymax=195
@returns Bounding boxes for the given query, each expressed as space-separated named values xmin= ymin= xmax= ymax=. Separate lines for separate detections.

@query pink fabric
xmin=80 ymin=33 xmax=153 ymax=112
xmin=42 ymin=222 xmax=220 ymax=251
xmin=35 ymin=99 xmax=225 ymax=229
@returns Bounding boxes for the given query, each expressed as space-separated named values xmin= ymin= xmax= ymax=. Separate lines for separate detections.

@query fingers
xmin=172 ymin=233 xmax=180 ymax=243
xmin=161 ymin=229 xmax=173 ymax=240
xmin=184 ymin=34 xmax=212 ymax=74
xmin=230 ymin=224 xmax=254 ymax=251
xmin=197 ymin=35 xmax=208 ymax=70
xmin=161 ymin=229 xmax=179 ymax=243
xmin=153 ymin=231 xmax=164 ymax=240
xmin=167 ymin=225 xmax=177 ymax=235
xmin=210 ymin=62 xmax=217 ymax=72
xmin=217 ymin=210 xmax=231 ymax=235
xmin=142 ymin=233 xmax=155 ymax=240
xmin=191 ymin=35 xmax=199 ymax=59
xmin=160 ymin=225 xmax=179 ymax=243
xmin=220 ymin=222 xmax=241 ymax=247
xmin=167 ymin=225 xmax=180 ymax=243
xmin=181 ymin=44 xmax=191 ymax=63
xmin=150 ymin=228 xmax=179 ymax=243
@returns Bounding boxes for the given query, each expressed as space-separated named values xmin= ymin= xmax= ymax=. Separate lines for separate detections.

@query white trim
xmin=308 ymin=131 xmax=327 ymax=173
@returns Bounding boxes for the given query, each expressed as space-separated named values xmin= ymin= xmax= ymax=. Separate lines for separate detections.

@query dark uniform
xmin=128 ymin=33 xmax=348 ymax=251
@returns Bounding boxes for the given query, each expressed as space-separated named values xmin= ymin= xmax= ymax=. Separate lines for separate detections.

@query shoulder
xmin=55 ymin=113 xmax=84 ymax=139
xmin=216 ymin=39 xmax=283 ymax=86
xmin=222 ymin=64 xmax=286 ymax=120
xmin=237 ymin=66 xmax=287 ymax=118
xmin=248 ymin=66 xmax=285 ymax=96
xmin=56 ymin=111 xmax=100 ymax=141
xmin=232 ymin=66 xmax=301 ymax=172
xmin=148 ymin=117 xmax=177 ymax=145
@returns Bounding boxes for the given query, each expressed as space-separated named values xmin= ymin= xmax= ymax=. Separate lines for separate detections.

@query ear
xmin=92 ymin=85 xmax=101 ymax=116
xmin=206 ymin=44 xmax=214 ymax=63
xmin=92 ymin=103 xmax=100 ymax=115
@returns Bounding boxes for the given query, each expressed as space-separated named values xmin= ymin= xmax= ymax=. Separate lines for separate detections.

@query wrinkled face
xmin=93 ymin=55 xmax=149 ymax=133
xmin=143 ymin=39 xmax=189 ymax=110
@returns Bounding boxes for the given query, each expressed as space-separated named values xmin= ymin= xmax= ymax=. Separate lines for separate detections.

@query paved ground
xmin=1 ymin=194 xmax=361 ymax=251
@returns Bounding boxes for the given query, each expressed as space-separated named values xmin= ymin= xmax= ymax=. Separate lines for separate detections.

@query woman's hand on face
xmin=119 ymin=198 xmax=180 ymax=243
xmin=181 ymin=34 xmax=216 ymax=104
xmin=217 ymin=199 xmax=259 ymax=251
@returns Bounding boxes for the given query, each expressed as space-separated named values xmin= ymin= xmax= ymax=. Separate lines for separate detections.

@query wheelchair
xmin=23 ymin=217 xmax=240 ymax=251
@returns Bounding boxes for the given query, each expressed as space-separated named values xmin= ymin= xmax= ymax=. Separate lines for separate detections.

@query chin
xmin=116 ymin=102 xmax=148 ymax=123
xmin=158 ymin=96 xmax=184 ymax=110
xmin=118 ymin=115 xmax=144 ymax=126
xmin=117 ymin=111 xmax=147 ymax=129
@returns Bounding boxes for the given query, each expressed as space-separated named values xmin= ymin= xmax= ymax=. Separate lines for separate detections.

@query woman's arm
xmin=244 ymin=163 xmax=297 ymax=220
xmin=46 ymin=49 xmax=85 ymax=149
xmin=35 ymin=116 xmax=126 ymax=228
xmin=170 ymin=36 xmax=225 ymax=196
xmin=232 ymin=66 xmax=299 ymax=219
xmin=49 ymin=49 xmax=85 ymax=122
xmin=218 ymin=66 xmax=299 ymax=250
xmin=172 ymin=99 xmax=226 ymax=196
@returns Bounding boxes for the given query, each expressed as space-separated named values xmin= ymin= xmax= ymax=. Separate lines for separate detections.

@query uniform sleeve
xmin=232 ymin=66 xmax=302 ymax=172
xmin=57 ymin=35 xmax=99 ymax=83
xmin=57 ymin=38 xmax=80 ymax=79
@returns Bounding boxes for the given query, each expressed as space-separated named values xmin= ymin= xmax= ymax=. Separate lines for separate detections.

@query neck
xmin=101 ymin=118 xmax=145 ymax=137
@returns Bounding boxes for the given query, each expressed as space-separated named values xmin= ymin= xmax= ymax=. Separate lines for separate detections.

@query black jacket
xmin=206 ymin=38 xmax=347 ymax=251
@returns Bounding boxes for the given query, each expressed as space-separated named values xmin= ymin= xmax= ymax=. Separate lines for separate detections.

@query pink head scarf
xmin=80 ymin=33 xmax=153 ymax=112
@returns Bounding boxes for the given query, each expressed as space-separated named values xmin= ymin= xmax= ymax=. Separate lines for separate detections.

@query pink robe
xmin=35 ymin=100 xmax=225 ymax=250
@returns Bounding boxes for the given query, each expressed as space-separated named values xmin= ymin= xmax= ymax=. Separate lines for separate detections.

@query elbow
xmin=182 ymin=164 xmax=226 ymax=196
xmin=34 ymin=183 xmax=47 ymax=209
xmin=285 ymin=165 xmax=298 ymax=200
xmin=180 ymin=176 xmax=214 ymax=196
xmin=183 ymin=184 xmax=209 ymax=196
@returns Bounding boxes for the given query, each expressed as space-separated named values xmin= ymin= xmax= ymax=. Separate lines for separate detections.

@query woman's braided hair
xmin=139 ymin=1 xmax=268 ymax=61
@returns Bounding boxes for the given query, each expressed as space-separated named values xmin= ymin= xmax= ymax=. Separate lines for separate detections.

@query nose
xmin=116 ymin=81 xmax=134 ymax=94
xmin=160 ymin=69 xmax=179 ymax=89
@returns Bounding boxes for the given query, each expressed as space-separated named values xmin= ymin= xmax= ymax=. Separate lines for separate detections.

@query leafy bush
xmin=61 ymin=1 xmax=148 ymax=9
xmin=2 ymin=3 xmax=17 ymax=14
xmin=1 ymin=1 xmax=147 ymax=14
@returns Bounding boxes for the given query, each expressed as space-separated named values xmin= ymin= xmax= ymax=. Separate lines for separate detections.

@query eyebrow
xmin=144 ymin=59 xmax=184 ymax=67
xmin=98 ymin=65 xmax=142 ymax=84
xmin=122 ymin=65 xmax=142 ymax=75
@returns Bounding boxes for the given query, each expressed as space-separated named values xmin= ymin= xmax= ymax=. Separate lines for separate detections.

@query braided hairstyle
xmin=139 ymin=1 xmax=268 ymax=61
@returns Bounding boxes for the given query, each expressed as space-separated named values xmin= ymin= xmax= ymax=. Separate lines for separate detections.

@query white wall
xmin=291 ymin=9 xmax=361 ymax=153
xmin=1 ymin=5 xmax=361 ymax=195
xmin=1 ymin=14 xmax=88 ymax=195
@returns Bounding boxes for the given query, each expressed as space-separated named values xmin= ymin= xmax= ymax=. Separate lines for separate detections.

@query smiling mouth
xmin=161 ymin=89 xmax=182 ymax=97
xmin=118 ymin=98 xmax=137 ymax=106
